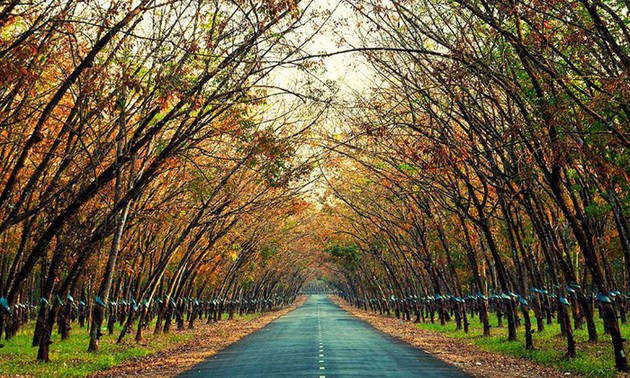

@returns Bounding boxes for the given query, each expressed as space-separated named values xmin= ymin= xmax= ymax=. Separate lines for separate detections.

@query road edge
xmin=90 ymin=296 xmax=309 ymax=378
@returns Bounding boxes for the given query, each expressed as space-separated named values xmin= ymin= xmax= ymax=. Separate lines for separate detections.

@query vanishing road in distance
xmin=180 ymin=295 xmax=466 ymax=377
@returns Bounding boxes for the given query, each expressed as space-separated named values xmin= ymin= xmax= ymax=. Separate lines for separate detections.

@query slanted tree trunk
xmin=88 ymin=104 xmax=133 ymax=352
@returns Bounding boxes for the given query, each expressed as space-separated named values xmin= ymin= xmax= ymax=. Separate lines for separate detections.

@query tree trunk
xmin=559 ymin=304 xmax=576 ymax=359
xmin=88 ymin=102 xmax=132 ymax=352
xmin=522 ymin=306 xmax=533 ymax=350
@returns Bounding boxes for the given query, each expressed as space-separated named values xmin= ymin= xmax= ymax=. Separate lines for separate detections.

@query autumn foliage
xmin=0 ymin=0 xmax=317 ymax=362
xmin=323 ymin=0 xmax=630 ymax=372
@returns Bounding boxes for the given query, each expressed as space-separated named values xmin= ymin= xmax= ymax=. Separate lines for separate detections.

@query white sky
xmin=269 ymin=0 xmax=374 ymax=100
xmin=305 ymin=0 xmax=371 ymax=93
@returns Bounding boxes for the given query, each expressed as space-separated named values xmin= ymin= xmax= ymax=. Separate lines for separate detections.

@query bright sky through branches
xmin=269 ymin=0 xmax=373 ymax=99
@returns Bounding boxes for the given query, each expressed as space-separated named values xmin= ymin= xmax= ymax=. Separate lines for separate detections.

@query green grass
xmin=0 ymin=312 xmax=253 ymax=377
xmin=416 ymin=311 xmax=629 ymax=377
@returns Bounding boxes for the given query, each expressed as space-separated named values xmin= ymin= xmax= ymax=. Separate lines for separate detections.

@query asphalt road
xmin=180 ymin=295 xmax=467 ymax=377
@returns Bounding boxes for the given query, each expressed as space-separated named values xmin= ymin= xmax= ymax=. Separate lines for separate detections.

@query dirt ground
xmin=91 ymin=297 xmax=307 ymax=377
xmin=331 ymin=297 xmax=575 ymax=378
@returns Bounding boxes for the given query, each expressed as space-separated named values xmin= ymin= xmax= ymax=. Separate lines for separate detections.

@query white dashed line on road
xmin=317 ymin=302 xmax=325 ymax=376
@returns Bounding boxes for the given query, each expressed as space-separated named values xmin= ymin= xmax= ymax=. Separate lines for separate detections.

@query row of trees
xmin=0 ymin=0 xmax=323 ymax=362
xmin=323 ymin=0 xmax=630 ymax=371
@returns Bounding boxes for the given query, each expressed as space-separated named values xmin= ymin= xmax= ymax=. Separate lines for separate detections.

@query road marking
xmin=317 ymin=301 xmax=325 ymax=375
